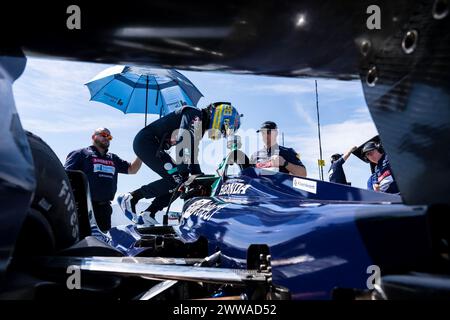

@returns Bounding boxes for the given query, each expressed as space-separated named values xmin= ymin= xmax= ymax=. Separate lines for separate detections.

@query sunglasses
xmin=97 ymin=132 xmax=113 ymax=140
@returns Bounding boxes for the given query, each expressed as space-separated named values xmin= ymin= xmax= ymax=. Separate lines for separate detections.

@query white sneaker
xmin=141 ymin=212 xmax=159 ymax=225
xmin=117 ymin=193 xmax=142 ymax=224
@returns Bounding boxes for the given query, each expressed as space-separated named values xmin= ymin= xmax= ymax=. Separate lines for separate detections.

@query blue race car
xmin=44 ymin=146 xmax=428 ymax=300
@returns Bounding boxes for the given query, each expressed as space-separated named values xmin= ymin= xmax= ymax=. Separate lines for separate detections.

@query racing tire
xmin=15 ymin=132 xmax=79 ymax=255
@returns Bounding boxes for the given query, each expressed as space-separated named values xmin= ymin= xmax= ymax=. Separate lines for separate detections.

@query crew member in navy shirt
xmin=250 ymin=121 xmax=307 ymax=177
xmin=64 ymin=128 xmax=142 ymax=232
xmin=328 ymin=146 xmax=358 ymax=185
xmin=362 ymin=141 xmax=399 ymax=194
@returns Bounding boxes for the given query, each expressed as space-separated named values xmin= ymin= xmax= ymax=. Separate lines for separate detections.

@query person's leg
xmin=92 ymin=202 xmax=112 ymax=232
xmin=131 ymin=129 xmax=178 ymax=206
xmin=142 ymin=192 xmax=173 ymax=218
xmin=137 ymin=178 xmax=176 ymax=198
xmin=119 ymin=128 xmax=181 ymax=220
xmin=133 ymin=133 xmax=177 ymax=181
xmin=127 ymin=178 xmax=174 ymax=215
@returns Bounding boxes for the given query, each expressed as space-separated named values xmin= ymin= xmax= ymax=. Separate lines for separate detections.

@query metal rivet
xmin=402 ymin=30 xmax=418 ymax=54
xmin=360 ymin=40 xmax=371 ymax=56
xmin=433 ymin=0 xmax=449 ymax=20
xmin=366 ymin=66 xmax=378 ymax=87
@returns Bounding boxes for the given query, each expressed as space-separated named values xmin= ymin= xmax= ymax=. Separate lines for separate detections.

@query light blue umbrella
xmin=85 ymin=65 xmax=203 ymax=125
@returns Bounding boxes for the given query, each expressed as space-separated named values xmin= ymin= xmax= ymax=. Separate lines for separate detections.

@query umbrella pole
xmin=145 ymin=75 xmax=149 ymax=126
xmin=155 ymin=82 xmax=161 ymax=118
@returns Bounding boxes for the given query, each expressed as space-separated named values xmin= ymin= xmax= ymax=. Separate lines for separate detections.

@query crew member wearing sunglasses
xmin=64 ymin=127 xmax=142 ymax=232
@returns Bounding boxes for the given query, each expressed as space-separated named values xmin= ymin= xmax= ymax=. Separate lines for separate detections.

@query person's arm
xmin=113 ymin=154 xmax=135 ymax=175
xmin=128 ymin=157 xmax=142 ymax=174
xmin=175 ymin=109 xmax=203 ymax=175
xmin=285 ymin=148 xmax=307 ymax=177
xmin=249 ymin=152 xmax=257 ymax=166
xmin=64 ymin=150 xmax=82 ymax=170
xmin=286 ymin=161 xmax=307 ymax=177
xmin=271 ymin=152 xmax=307 ymax=177
xmin=343 ymin=146 xmax=358 ymax=161
xmin=367 ymin=172 xmax=381 ymax=191
xmin=377 ymin=168 xmax=395 ymax=192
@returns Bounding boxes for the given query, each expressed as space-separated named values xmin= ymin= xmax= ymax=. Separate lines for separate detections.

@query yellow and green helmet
xmin=207 ymin=102 xmax=241 ymax=140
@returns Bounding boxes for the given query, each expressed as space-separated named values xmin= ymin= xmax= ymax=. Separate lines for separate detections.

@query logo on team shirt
xmin=92 ymin=157 xmax=115 ymax=175
xmin=93 ymin=164 xmax=115 ymax=175
xmin=377 ymin=169 xmax=391 ymax=182
xmin=92 ymin=158 xmax=114 ymax=166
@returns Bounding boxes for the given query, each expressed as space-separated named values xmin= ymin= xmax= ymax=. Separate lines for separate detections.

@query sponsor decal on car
xmin=293 ymin=177 xmax=317 ymax=194
xmin=219 ymin=182 xmax=251 ymax=196
xmin=182 ymin=199 xmax=228 ymax=221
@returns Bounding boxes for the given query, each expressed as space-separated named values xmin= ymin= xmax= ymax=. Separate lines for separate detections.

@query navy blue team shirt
xmin=328 ymin=157 xmax=348 ymax=184
xmin=369 ymin=153 xmax=399 ymax=194
xmin=251 ymin=144 xmax=305 ymax=174
xmin=64 ymin=146 xmax=130 ymax=202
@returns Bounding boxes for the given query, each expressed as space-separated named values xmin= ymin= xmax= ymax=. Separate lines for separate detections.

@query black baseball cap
xmin=331 ymin=153 xmax=343 ymax=161
xmin=362 ymin=141 xmax=378 ymax=155
xmin=257 ymin=121 xmax=278 ymax=132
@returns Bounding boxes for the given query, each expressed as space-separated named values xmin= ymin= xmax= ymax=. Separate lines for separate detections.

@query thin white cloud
xmin=352 ymin=106 xmax=374 ymax=121
xmin=14 ymin=58 xmax=160 ymax=134
xmin=294 ymin=101 xmax=317 ymax=129
xmin=20 ymin=114 xmax=151 ymax=133
xmin=244 ymin=79 xmax=363 ymax=96
xmin=247 ymin=83 xmax=314 ymax=94
xmin=318 ymin=79 xmax=363 ymax=93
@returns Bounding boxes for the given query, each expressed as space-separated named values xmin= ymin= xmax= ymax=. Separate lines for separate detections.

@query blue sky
xmin=13 ymin=57 xmax=378 ymax=207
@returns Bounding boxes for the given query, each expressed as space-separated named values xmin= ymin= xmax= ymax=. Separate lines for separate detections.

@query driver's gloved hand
xmin=171 ymin=164 xmax=189 ymax=185
xmin=172 ymin=173 xmax=186 ymax=185
xmin=184 ymin=173 xmax=204 ymax=187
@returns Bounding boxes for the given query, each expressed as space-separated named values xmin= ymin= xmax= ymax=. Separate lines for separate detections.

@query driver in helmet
xmin=118 ymin=102 xmax=241 ymax=223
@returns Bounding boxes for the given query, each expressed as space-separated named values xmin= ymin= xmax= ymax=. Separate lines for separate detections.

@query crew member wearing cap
xmin=328 ymin=146 xmax=358 ymax=184
xmin=64 ymin=128 xmax=142 ymax=232
xmin=362 ymin=141 xmax=399 ymax=194
xmin=251 ymin=121 xmax=307 ymax=177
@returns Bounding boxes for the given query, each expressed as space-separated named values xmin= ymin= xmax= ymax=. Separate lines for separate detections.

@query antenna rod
xmin=315 ymin=80 xmax=324 ymax=181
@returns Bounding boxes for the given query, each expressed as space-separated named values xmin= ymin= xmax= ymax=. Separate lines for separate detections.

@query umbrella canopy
xmin=85 ymin=65 xmax=203 ymax=125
